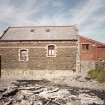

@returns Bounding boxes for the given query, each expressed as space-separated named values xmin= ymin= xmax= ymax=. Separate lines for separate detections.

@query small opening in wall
xmin=30 ymin=29 xmax=35 ymax=32
xmin=82 ymin=44 xmax=89 ymax=50
xmin=46 ymin=29 xmax=50 ymax=32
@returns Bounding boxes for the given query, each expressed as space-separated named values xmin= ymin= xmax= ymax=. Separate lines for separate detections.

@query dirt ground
xmin=0 ymin=78 xmax=105 ymax=105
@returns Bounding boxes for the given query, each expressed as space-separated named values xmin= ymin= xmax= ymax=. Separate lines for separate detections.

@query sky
xmin=0 ymin=0 xmax=105 ymax=42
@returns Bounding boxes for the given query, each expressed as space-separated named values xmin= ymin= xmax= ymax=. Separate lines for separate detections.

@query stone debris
xmin=0 ymin=80 xmax=105 ymax=105
xmin=2 ymin=86 xmax=18 ymax=97
xmin=79 ymin=93 xmax=104 ymax=105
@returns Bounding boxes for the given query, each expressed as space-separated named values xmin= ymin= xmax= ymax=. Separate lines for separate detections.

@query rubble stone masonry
xmin=0 ymin=41 xmax=78 ymax=71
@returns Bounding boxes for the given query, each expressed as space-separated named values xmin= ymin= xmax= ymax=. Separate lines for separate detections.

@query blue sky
xmin=0 ymin=0 xmax=105 ymax=42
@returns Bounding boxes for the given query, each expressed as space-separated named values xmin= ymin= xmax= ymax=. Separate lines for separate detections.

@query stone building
xmin=0 ymin=26 xmax=80 ymax=78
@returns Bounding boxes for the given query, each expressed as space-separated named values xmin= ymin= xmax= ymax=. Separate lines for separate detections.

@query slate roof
xmin=0 ymin=26 xmax=79 ymax=41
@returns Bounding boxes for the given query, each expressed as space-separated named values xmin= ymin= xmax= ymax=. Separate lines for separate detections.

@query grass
xmin=88 ymin=68 xmax=105 ymax=83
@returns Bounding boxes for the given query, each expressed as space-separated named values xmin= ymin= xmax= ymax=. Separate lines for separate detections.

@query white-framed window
xmin=47 ymin=45 xmax=56 ymax=57
xmin=19 ymin=49 xmax=29 ymax=61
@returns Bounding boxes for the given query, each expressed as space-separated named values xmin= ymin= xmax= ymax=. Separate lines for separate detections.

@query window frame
xmin=46 ymin=44 xmax=56 ymax=57
xmin=18 ymin=48 xmax=29 ymax=62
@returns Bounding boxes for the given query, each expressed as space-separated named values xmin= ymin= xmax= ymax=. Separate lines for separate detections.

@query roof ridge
xmin=80 ymin=35 xmax=105 ymax=46
xmin=9 ymin=25 xmax=76 ymax=28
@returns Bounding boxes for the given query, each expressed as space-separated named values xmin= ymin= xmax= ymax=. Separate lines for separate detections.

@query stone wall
xmin=80 ymin=60 xmax=95 ymax=75
xmin=95 ymin=60 xmax=105 ymax=69
xmin=1 ymin=69 xmax=74 ymax=80
xmin=0 ymin=41 xmax=77 ymax=71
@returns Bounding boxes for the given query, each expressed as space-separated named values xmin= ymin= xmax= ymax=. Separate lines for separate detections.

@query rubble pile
xmin=0 ymin=80 xmax=105 ymax=105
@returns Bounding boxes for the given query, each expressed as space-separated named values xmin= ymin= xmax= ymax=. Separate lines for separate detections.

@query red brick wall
xmin=97 ymin=47 xmax=105 ymax=59
xmin=80 ymin=36 xmax=105 ymax=61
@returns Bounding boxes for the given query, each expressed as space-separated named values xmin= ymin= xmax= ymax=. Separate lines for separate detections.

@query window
xmin=46 ymin=29 xmax=50 ymax=32
xmin=82 ymin=44 xmax=89 ymax=50
xmin=19 ymin=49 xmax=28 ymax=61
xmin=48 ymin=45 xmax=56 ymax=57
xmin=30 ymin=29 xmax=35 ymax=32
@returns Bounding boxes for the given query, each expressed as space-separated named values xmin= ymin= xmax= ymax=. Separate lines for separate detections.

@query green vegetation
xmin=88 ymin=68 xmax=105 ymax=83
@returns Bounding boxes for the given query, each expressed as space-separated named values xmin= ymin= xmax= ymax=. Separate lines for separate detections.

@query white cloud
xmin=67 ymin=0 xmax=105 ymax=42
xmin=70 ymin=0 xmax=104 ymax=24
xmin=0 ymin=0 xmax=105 ymax=42
xmin=37 ymin=17 xmax=65 ymax=26
xmin=0 ymin=5 xmax=15 ymax=21
xmin=51 ymin=0 xmax=64 ymax=8
xmin=0 ymin=0 xmax=47 ymax=25
xmin=0 ymin=0 xmax=104 ymax=27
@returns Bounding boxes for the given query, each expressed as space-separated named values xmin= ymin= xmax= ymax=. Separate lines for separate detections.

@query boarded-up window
xmin=82 ymin=44 xmax=89 ymax=50
xmin=19 ymin=49 xmax=28 ymax=61
xmin=48 ymin=45 xmax=56 ymax=56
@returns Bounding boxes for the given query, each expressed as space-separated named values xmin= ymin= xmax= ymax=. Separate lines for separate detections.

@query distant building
xmin=0 ymin=26 xmax=80 ymax=77
xmin=80 ymin=36 xmax=105 ymax=71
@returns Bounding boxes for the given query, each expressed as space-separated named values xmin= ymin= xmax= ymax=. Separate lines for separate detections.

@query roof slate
xmin=0 ymin=26 xmax=79 ymax=40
